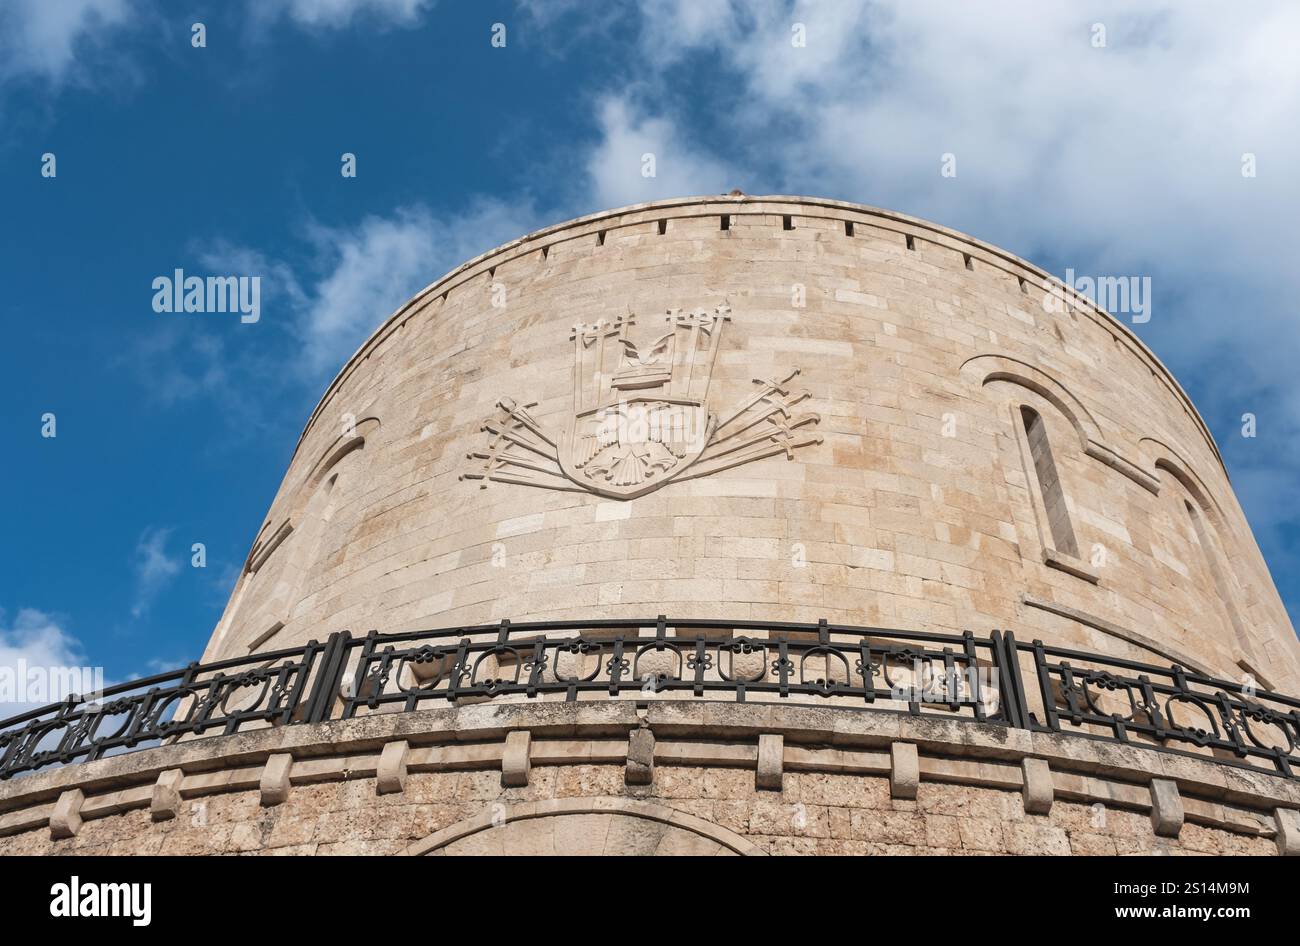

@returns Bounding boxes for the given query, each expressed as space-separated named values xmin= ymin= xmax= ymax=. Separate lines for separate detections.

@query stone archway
xmin=403 ymin=797 xmax=766 ymax=856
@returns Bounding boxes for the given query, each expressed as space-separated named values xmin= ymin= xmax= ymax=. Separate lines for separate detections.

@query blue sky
xmin=2 ymin=0 xmax=1298 ymax=697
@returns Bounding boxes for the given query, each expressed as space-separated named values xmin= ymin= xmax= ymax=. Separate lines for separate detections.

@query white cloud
xmin=624 ymin=1 xmax=1300 ymax=257
xmin=296 ymin=200 xmax=546 ymax=376
xmin=0 ymin=0 xmax=134 ymax=85
xmin=0 ymin=608 xmax=98 ymax=718
xmin=130 ymin=324 xmax=232 ymax=406
xmin=124 ymin=275 xmax=294 ymax=439
xmin=252 ymin=0 xmax=433 ymax=30
xmin=604 ymin=0 xmax=1299 ymax=286
xmin=131 ymin=526 xmax=180 ymax=619
xmin=514 ymin=0 xmax=629 ymax=52
xmin=514 ymin=0 xmax=586 ymax=26
xmin=202 ymin=200 xmax=546 ymax=381
xmin=0 ymin=0 xmax=435 ymax=91
xmin=199 ymin=242 xmax=305 ymax=305
xmin=586 ymin=96 xmax=736 ymax=210
xmin=295 ymin=208 xmax=444 ymax=376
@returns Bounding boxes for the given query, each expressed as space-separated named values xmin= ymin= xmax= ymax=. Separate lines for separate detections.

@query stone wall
xmin=1 ymin=768 xmax=1276 ymax=857
xmin=200 ymin=195 xmax=1299 ymax=694
xmin=3 ymin=702 xmax=1295 ymax=856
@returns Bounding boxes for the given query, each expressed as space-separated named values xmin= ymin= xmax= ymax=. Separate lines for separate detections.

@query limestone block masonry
xmin=6 ymin=195 xmax=1299 ymax=857
xmin=204 ymin=194 xmax=1299 ymax=695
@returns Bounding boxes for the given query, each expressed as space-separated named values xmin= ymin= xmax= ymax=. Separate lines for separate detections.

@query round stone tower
xmin=5 ymin=195 xmax=1300 ymax=856
xmin=206 ymin=194 xmax=1297 ymax=691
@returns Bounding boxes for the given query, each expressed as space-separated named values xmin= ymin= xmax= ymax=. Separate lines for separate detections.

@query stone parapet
xmin=0 ymin=701 xmax=1291 ymax=855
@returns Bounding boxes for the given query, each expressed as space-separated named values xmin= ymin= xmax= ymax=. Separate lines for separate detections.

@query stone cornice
xmin=3 ymin=700 xmax=1296 ymax=852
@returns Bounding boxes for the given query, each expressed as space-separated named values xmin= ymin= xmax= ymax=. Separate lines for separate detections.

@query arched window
xmin=1184 ymin=500 xmax=1227 ymax=597
xmin=246 ymin=468 xmax=345 ymax=650
xmin=205 ymin=419 xmax=380 ymax=659
xmin=1020 ymin=405 xmax=1079 ymax=558
xmin=1182 ymin=496 xmax=1259 ymax=677
xmin=1146 ymin=451 xmax=1264 ymax=681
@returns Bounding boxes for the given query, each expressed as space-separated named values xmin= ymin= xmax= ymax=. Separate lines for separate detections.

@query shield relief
xmin=463 ymin=304 xmax=822 ymax=498
xmin=558 ymin=398 xmax=715 ymax=499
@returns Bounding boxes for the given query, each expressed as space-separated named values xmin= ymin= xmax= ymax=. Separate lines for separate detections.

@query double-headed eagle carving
xmin=462 ymin=305 xmax=822 ymax=499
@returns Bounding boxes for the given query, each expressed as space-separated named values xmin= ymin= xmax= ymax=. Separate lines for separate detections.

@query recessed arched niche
xmin=205 ymin=417 xmax=381 ymax=659
xmin=403 ymin=798 xmax=765 ymax=856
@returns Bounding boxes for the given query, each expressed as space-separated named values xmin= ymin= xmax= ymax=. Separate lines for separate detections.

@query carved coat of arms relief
xmin=462 ymin=305 xmax=822 ymax=499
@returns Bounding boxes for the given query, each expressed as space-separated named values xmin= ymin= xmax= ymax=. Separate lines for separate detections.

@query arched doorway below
xmin=404 ymin=797 xmax=766 ymax=856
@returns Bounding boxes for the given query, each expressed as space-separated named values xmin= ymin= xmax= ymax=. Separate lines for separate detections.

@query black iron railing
xmin=2 ymin=616 xmax=1297 ymax=782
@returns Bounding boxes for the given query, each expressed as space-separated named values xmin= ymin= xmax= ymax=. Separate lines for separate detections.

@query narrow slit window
xmin=1184 ymin=498 xmax=1252 ymax=659
xmin=596 ymin=230 xmax=606 ymax=246
xmin=720 ymin=214 xmax=730 ymax=231
xmin=844 ymin=220 xmax=855 ymax=237
xmin=657 ymin=219 xmax=667 ymax=235
xmin=782 ymin=214 xmax=794 ymax=230
xmin=1186 ymin=501 xmax=1230 ymax=602
xmin=963 ymin=253 xmax=974 ymax=271
xmin=905 ymin=234 xmax=916 ymax=251
xmin=1021 ymin=406 xmax=1078 ymax=556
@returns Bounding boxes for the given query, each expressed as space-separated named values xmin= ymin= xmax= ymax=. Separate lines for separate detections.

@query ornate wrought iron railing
xmin=2 ymin=616 xmax=1298 ymax=782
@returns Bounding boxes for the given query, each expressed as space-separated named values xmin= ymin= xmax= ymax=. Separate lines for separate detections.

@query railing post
xmin=963 ymin=632 xmax=984 ymax=721
xmin=993 ymin=630 xmax=1029 ymax=730
xmin=138 ymin=663 xmax=196 ymax=741
xmin=304 ymin=631 xmax=351 ymax=724
xmin=941 ymin=647 xmax=958 ymax=713
xmin=526 ymin=640 xmax=546 ymax=698
xmin=280 ymin=646 xmax=314 ymax=726
xmin=859 ymin=640 xmax=876 ymax=704
xmin=1031 ymin=638 xmax=1059 ymax=731
xmin=775 ymin=635 xmax=791 ymax=698
xmin=607 ymin=635 xmax=627 ymax=696
xmin=692 ymin=636 xmax=707 ymax=698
